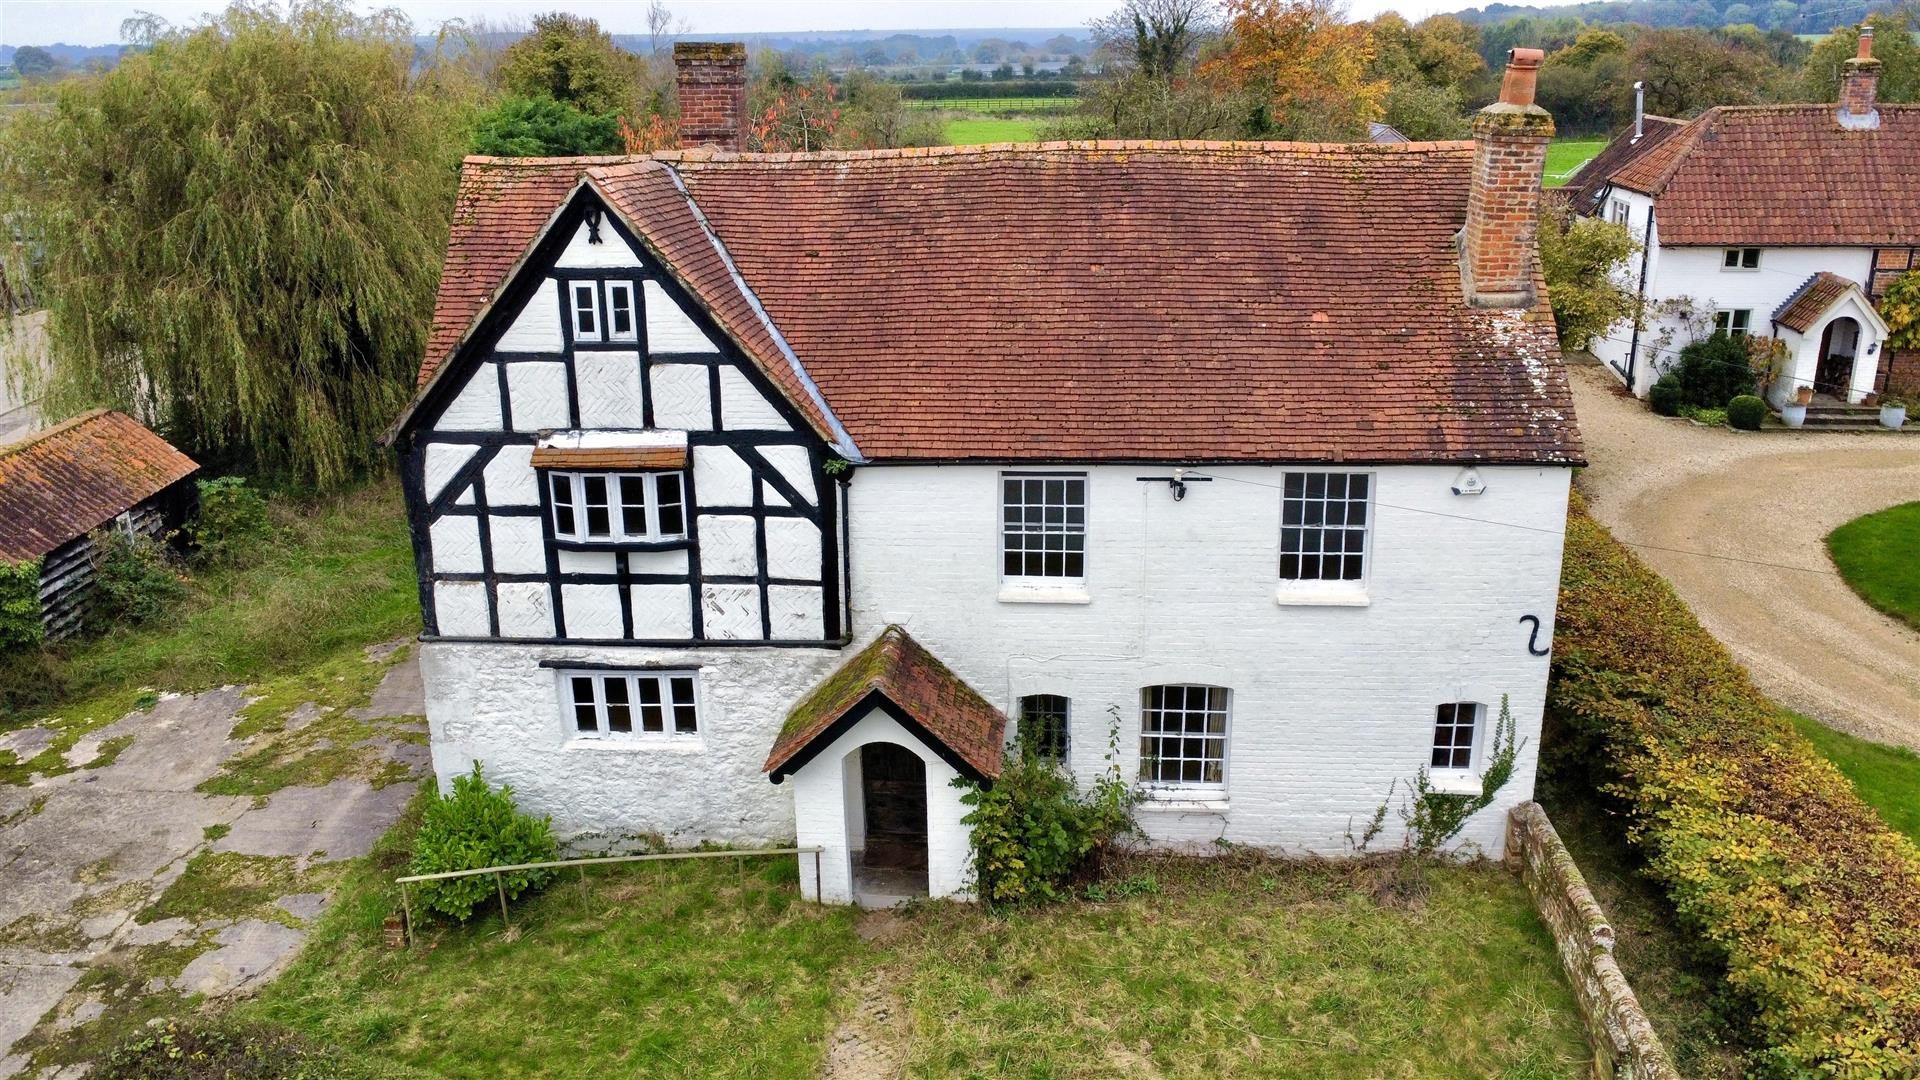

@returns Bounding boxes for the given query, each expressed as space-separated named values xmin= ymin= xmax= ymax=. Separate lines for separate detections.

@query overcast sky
xmin=0 ymin=0 xmax=1470 ymax=46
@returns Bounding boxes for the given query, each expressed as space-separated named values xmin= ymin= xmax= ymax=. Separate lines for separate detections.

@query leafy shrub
xmin=408 ymin=762 xmax=558 ymax=921
xmin=1727 ymin=394 xmax=1766 ymax=431
xmin=98 ymin=1016 xmax=410 ymax=1079
xmin=1649 ymin=373 xmax=1682 ymax=416
xmin=1670 ymin=332 xmax=1759 ymax=409
xmin=187 ymin=476 xmax=276 ymax=567
xmin=1677 ymin=405 xmax=1727 ymax=427
xmin=1882 ymin=268 xmax=1920 ymax=351
xmin=1550 ymin=495 xmax=1920 ymax=1076
xmin=1538 ymin=197 xmax=1639 ymax=352
xmin=0 ymin=558 xmax=42 ymax=650
xmin=90 ymin=528 xmax=185 ymax=628
xmin=469 ymin=94 xmax=622 ymax=157
xmin=958 ymin=723 xmax=1139 ymax=906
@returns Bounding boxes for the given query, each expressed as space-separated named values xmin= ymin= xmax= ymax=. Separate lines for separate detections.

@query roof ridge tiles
xmin=0 ymin=407 xmax=116 ymax=460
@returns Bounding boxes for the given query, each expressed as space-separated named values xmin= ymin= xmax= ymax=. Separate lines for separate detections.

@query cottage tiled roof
xmin=1773 ymin=271 xmax=1859 ymax=333
xmin=1564 ymin=114 xmax=1685 ymax=216
xmin=1607 ymin=105 xmax=1920 ymax=246
xmin=764 ymin=626 xmax=1006 ymax=781
xmin=413 ymin=142 xmax=1583 ymax=466
xmin=0 ymin=410 xmax=198 ymax=562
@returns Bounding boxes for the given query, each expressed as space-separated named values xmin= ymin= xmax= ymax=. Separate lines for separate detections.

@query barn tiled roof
xmin=1564 ymin=114 xmax=1685 ymax=216
xmin=1607 ymin=105 xmax=1920 ymax=246
xmin=411 ymin=142 xmax=1583 ymax=466
xmin=764 ymin=626 xmax=1006 ymax=781
xmin=0 ymin=410 xmax=198 ymax=562
xmin=1773 ymin=271 xmax=1859 ymax=333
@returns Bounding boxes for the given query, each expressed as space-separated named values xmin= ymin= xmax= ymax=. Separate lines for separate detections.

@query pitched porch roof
xmin=1772 ymin=271 xmax=1888 ymax=336
xmin=765 ymin=626 xmax=1006 ymax=783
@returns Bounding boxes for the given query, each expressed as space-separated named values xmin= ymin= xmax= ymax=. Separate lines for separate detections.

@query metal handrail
xmin=394 ymin=845 xmax=825 ymax=946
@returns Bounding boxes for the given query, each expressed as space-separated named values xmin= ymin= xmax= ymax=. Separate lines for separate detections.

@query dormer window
xmin=548 ymin=471 xmax=686 ymax=543
xmin=568 ymin=280 xmax=638 ymax=343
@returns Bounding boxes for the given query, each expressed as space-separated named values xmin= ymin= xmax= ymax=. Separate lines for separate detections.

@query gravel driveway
xmin=1568 ymin=366 xmax=1920 ymax=748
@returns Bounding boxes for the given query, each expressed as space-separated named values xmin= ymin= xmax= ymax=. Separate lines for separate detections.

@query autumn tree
xmin=1203 ymin=0 xmax=1387 ymax=141
xmin=1367 ymin=14 xmax=1484 ymax=138
xmin=1630 ymin=28 xmax=1780 ymax=116
xmin=1539 ymin=198 xmax=1639 ymax=352
xmin=498 ymin=12 xmax=642 ymax=116
xmin=0 ymin=2 xmax=475 ymax=486
xmin=1537 ymin=29 xmax=1630 ymax=135
xmin=1801 ymin=14 xmax=1920 ymax=104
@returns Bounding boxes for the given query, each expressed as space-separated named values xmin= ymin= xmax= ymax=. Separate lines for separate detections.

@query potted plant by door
xmin=1880 ymin=386 xmax=1912 ymax=430
xmin=1795 ymin=384 xmax=1814 ymax=406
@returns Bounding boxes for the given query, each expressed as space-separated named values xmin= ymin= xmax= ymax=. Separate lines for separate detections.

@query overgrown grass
xmin=1544 ymin=138 xmax=1605 ymax=187
xmin=1790 ymin=710 xmax=1920 ymax=845
xmin=0 ymin=478 xmax=417 ymax=726
xmin=942 ymin=115 xmax=1046 ymax=144
xmin=1825 ymin=501 xmax=1920 ymax=632
xmin=249 ymin=806 xmax=1588 ymax=1079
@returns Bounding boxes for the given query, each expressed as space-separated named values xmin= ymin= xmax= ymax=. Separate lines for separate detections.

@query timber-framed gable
xmin=394 ymin=184 xmax=846 ymax=649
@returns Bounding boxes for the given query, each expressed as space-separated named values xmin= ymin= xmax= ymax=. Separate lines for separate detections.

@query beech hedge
xmin=1550 ymin=496 xmax=1920 ymax=1077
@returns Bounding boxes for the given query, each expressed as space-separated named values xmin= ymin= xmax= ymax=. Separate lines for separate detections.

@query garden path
xmin=1568 ymin=366 xmax=1920 ymax=748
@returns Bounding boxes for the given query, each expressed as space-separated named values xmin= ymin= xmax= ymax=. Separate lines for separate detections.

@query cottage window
xmin=1431 ymin=702 xmax=1483 ymax=771
xmin=1607 ymin=199 xmax=1630 ymax=226
xmin=1139 ymin=684 xmax=1228 ymax=788
xmin=1280 ymin=472 xmax=1370 ymax=582
xmin=570 ymin=282 xmax=600 ymax=338
xmin=569 ymin=280 xmax=639 ymax=343
xmin=1016 ymin=694 xmax=1070 ymax=762
xmin=1713 ymin=309 xmax=1752 ymax=338
xmin=565 ymin=671 xmax=700 ymax=738
xmin=606 ymin=281 xmax=637 ymax=340
xmin=1721 ymin=247 xmax=1761 ymax=271
xmin=547 ymin=471 xmax=687 ymax=543
xmin=1001 ymin=473 xmax=1086 ymax=581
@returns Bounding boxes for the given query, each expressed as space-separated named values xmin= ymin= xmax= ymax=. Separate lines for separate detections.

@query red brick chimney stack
xmin=1840 ymin=26 xmax=1881 ymax=125
xmin=674 ymin=42 xmax=747 ymax=151
xmin=1460 ymin=48 xmax=1554 ymax=309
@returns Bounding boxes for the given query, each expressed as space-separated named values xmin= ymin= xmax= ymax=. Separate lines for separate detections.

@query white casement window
xmin=1431 ymin=702 xmax=1483 ymax=772
xmin=568 ymin=280 xmax=639 ymax=343
xmin=565 ymin=670 xmax=700 ymax=739
xmin=1001 ymin=473 xmax=1086 ymax=581
xmin=1015 ymin=694 xmax=1070 ymax=762
xmin=1139 ymin=684 xmax=1228 ymax=789
xmin=1280 ymin=471 xmax=1371 ymax=582
xmin=1721 ymin=247 xmax=1761 ymax=271
xmin=1713 ymin=309 xmax=1752 ymax=338
xmin=1608 ymin=199 xmax=1630 ymax=226
xmin=547 ymin=471 xmax=687 ymax=543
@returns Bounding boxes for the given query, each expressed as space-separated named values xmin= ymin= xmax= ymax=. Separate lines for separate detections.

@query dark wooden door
xmin=1816 ymin=321 xmax=1854 ymax=396
xmin=860 ymin=743 xmax=927 ymax=870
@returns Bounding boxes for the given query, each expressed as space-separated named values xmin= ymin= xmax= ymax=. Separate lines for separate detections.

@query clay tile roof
xmin=1564 ymin=115 xmax=1685 ymax=216
xmin=0 ymin=411 xmax=198 ymax=562
xmin=1773 ymin=271 xmax=1859 ymax=333
xmin=412 ymin=142 xmax=1583 ymax=466
xmin=1608 ymin=105 xmax=1920 ymax=246
xmin=765 ymin=626 xmax=1006 ymax=782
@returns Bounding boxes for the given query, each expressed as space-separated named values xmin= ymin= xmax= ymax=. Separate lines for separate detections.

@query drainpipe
xmin=1631 ymin=82 xmax=1645 ymax=143
xmin=1623 ymin=206 xmax=1656 ymax=395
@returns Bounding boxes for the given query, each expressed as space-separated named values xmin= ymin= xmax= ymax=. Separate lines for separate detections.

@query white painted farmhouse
xmin=1571 ymin=28 xmax=1919 ymax=414
xmin=385 ymin=44 xmax=1584 ymax=905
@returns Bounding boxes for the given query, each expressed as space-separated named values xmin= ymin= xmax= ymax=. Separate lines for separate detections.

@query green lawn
xmin=0 ymin=477 xmax=419 ymax=728
xmin=1792 ymin=711 xmax=1920 ymax=845
xmin=246 ymin=821 xmax=1590 ymax=1079
xmin=1544 ymin=139 xmax=1606 ymax=188
xmin=907 ymin=96 xmax=1077 ymax=112
xmin=942 ymin=116 xmax=1047 ymax=144
xmin=1826 ymin=501 xmax=1920 ymax=632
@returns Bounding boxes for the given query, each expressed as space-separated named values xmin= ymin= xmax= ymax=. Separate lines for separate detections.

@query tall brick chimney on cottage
xmin=674 ymin=42 xmax=748 ymax=151
xmin=1460 ymin=48 xmax=1554 ymax=309
xmin=1839 ymin=25 xmax=1881 ymax=129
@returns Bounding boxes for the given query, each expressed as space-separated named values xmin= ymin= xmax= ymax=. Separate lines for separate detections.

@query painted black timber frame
xmin=393 ymin=184 xmax=844 ymax=648
xmin=766 ymin=688 xmax=998 ymax=786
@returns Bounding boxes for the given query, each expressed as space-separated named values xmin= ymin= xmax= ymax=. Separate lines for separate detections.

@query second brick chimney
xmin=674 ymin=42 xmax=747 ymax=151
xmin=1460 ymin=48 xmax=1555 ymax=309
xmin=1839 ymin=25 xmax=1881 ymax=130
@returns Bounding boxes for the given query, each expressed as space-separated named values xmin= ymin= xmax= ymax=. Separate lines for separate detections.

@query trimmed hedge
xmin=1551 ymin=496 xmax=1920 ymax=1077
xmin=1727 ymin=394 xmax=1767 ymax=431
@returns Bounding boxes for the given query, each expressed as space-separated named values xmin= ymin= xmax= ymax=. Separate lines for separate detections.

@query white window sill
xmin=1137 ymin=794 xmax=1230 ymax=813
xmin=1425 ymin=772 xmax=1484 ymax=797
xmin=997 ymin=583 xmax=1091 ymax=606
xmin=1274 ymin=584 xmax=1370 ymax=607
xmin=562 ymin=738 xmax=704 ymax=753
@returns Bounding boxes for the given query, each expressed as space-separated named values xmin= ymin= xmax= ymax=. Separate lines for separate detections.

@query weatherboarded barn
xmin=0 ymin=410 xmax=199 ymax=640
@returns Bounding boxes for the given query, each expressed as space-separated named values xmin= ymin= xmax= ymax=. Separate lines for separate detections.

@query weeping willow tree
xmin=0 ymin=2 xmax=477 ymax=487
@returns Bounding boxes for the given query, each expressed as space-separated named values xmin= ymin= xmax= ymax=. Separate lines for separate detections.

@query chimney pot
xmin=674 ymin=41 xmax=748 ymax=151
xmin=1498 ymin=48 xmax=1545 ymax=109
xmin=1859 ymin=25 xmax=1874 ymax=60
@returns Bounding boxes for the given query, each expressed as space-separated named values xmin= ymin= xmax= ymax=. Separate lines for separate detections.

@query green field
xmin=942 ymin=116 xmax=1046 ymax=144
xmin=1826 ymin=501 xmax=1920 ymax=632
xmin=1545 ymin=139 xmax=1606 ymax=187
xmin=906 ymin=95 xmax=1076 ymax=112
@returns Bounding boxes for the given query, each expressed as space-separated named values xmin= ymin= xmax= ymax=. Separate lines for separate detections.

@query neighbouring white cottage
xmin=384 ymin=44 xmax=1584 ymax=905
xmin=1570 ymin=27 xmax=1919 ymax=416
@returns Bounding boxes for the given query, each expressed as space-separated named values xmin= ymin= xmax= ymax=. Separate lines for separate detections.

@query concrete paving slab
xmin=0 ymin=962 xmax=82 ymax=1067
xmin=274 ymin=893 xmax=327 ymax=924
xmin=171 ymin=919 xmax=305 ymax=998
xmin=352 ymin=650 xmax=425 ymax=721
xmin=214 ymin=778 xmax=414 ymax=862
xmin=74 ymin=688 xmax=250 ymax=793
xmin=0 ymin=727 xmax=56 ymax=762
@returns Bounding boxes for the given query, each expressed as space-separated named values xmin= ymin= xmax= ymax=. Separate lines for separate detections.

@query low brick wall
xmin=1506 ymin=802 xmax=1679 ymax=1080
